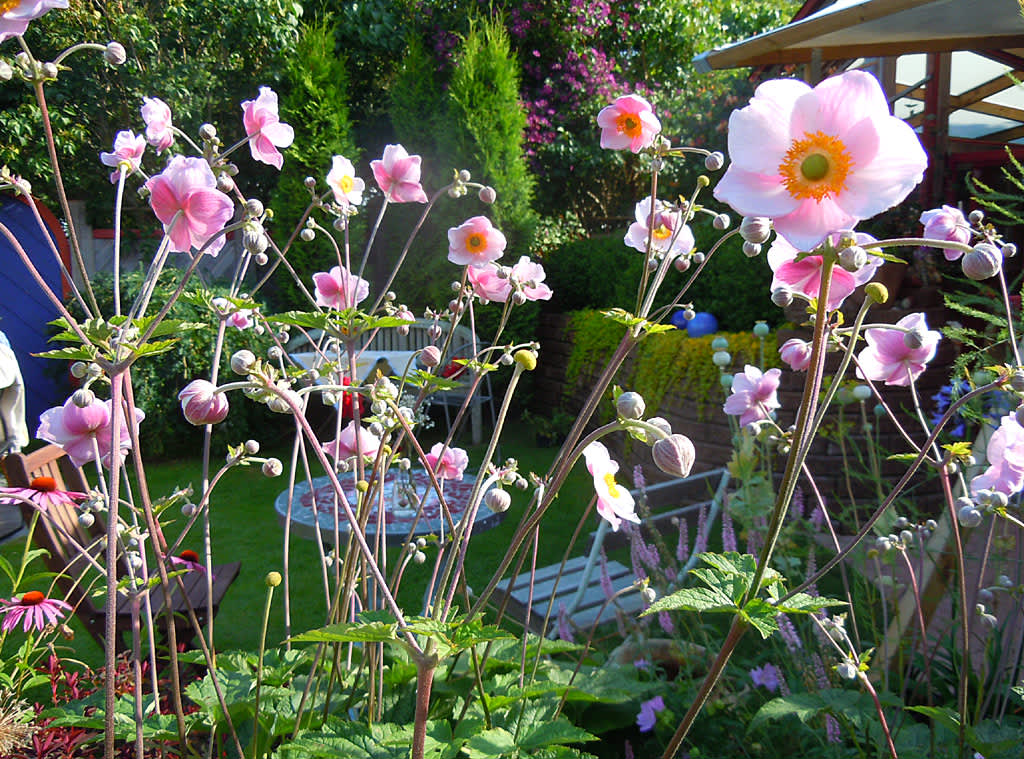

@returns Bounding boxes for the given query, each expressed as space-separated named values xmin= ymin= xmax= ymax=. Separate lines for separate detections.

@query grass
xmin=1 ymin=416 xmax=593 ymax=667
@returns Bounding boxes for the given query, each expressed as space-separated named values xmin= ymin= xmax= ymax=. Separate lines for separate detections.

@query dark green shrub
xmin=68 ymin=269 xmax=286 ymax=460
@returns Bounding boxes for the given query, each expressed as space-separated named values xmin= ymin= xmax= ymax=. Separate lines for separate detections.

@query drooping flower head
xmin=624 ymin=198 xmax=695 ymax=258
xmin=509 ymin=256 xmax=553 ymax=301
xmin=99 ymin=130 xmax=146 ymax=184
xmin=226 ymin=309 xmax=253 ymax=330
xmin=326 ymin=155 xmax=365 ymax=207
xmin=779 ymin=338 xmax=813 ymax=372
xmin=636 ymin=695 xmax=665 ymax=733
xmin=582 ymin=441 xmax=640 ymax=532
xmin=597 ymin=95 xmax=661 ymax=153
xmin=0 ymin=476 xmax=88 ymax=513
xmin=714 ymin=71 xmax=927 ymax=251
xmin=0 ymin=591 xmax=70 ymax=633
xmin=241 ymin=87 xmax=295 ymax=170
xmin=313 ymin=265 xmax=370 ymax=310
xmin=971 ymin=414 xmax=1024 ymax=497
xmin=447 ymin=216 xmax=507 ymax=267
xmin=467 ymin=263 xmax=512 ymax=303
xmin=371 ymin=144 xmax=428 ymax=203
xmin=920 ymin=205 xmax=972 ymax=260
xmin=0 ymin=0 xmax=68 ymax=44
xmin=425 ymin=443 xmax=469 ymax=482
xmin=768 ymin=230 xmax=883 ymax=310
xmin=37 ymin=396 xmax=145 ymax=468
xmin=856 ymin=312 xmax=940 ymax=387
xmin=323 ymin=421 xmax=381 ymax=462
xmin=146 ymin=156 xmax=234 ymax=256
xmin=723 ymin=366 xmax=782 ymax=428
xmin=140 ymin=97 xmax=174 ymax=154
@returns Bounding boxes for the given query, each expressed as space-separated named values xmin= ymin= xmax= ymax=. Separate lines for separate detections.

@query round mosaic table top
xmin=275 ymin=469 xmax=503 ymax=544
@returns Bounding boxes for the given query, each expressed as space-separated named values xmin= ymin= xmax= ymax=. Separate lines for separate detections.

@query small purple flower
xmin=724 ymin=366 xmax=782 ymax=428
xmin=750 ymin=663 xmax=782 ymax=693
xmin=633 ymin=658 xmax=649 ymax=671
xmin=636 ymin=695 xmax=665 ymax=733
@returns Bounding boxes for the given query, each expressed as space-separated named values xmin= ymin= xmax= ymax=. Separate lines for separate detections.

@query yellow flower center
xmin=603 ymin=472 xmax=621 ymax=498
xmin=0 ymin=0 xmax=21 ymax=15
xmin=652 ymin=222 xmax=673 ymax=241
xmin=616 ymin=113 xmax=642 ymax=137
xmin=778 ymin=131 xmax=853 ymax=202
xmin=339 ymin=175 xmax=353 ymax=194
xmin=466 ymin=233 xmax=487 ymax=252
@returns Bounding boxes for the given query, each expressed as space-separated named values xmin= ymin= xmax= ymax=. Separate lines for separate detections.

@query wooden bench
xmin=3 ymin=445 xmax=240 ymax=650
xmin=495 ymin=468 xmax=730 ymax=636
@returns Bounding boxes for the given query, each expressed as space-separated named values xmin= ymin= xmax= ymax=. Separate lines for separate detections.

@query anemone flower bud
xmin=651 ymin=434 xmax=695 ymax=478
xmin=420 ymin=345 xmax=442 ymax=368
xmin=616 ymin=391 xmax=646 ymax=420
xmin=72 ymin=388 xmax=96 ymax=408
xmin=646 ymin=417 xmax=672 ymax=438
xmin=739 ymin=216 xmax=771 ymax=245
xmin=179 ymin=380 xmax=229 ymax=425
xmin=233 ymin=352 xmax=258 ymax=377
xmin=771 ymin=286 xmax=793 ymax=307
xmin=262 ymin=458 xmax=283 ymax=477
xmin=704 ymin=152 xmax=724 ymax=171
xmin=484 ymin=488 xmax=511 ymax=513
xmin=838 ymin=245 xmax=867 ymax=272
xmin=479 ymin=186 xmax=497 ymax=204
xmin=865 ymin=282 xmax=889 ymax=304
xmin=962 ymin=243 xmax=1002 ymax=281
xmin=104 ymin=42 xmax=126 ymax=65
xmin=779 ymin=338 xmax=812 ymax=371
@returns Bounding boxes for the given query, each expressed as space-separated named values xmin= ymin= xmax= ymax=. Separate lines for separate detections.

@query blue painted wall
xmin=0 ymin=197 xmax=69 ymax=435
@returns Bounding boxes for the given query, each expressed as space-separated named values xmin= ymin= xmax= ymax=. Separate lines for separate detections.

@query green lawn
xmin=2 ymin=418 xmax=593 ymax=666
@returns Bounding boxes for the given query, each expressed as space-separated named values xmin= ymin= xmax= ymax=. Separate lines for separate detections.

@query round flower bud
xmin=70 ymin=361 xmax=88 ymax=379
xmin=838 ymin=245 xmax=867 ymax=272
xmin=216 ymin=174 xmax=235 ymax=193
xmin=104 ymin=41 xmax=126 ymax=65
xmin=72 ymin=388 xmax=96 ymax=408
xmin=647 ymin=417 xmax=672 ymax=436
xmin=771 ymin=286 xmax=793 ymax=308
xmin=899 ymin=529 xmax=914 ymax=546
xmin=704 ymin=152 xmax=724 ymax=171
xmin=299 ymin=228 xmax=315 ymax=242
xmin=712 ymin=350 xmax=731 ymax=367
xmin=231 ymin=349 xmax=256 ymax=375
xmin=616 ymin=391 xmax=646 ymax=420
xmin=962 ymin=243 xmax=1002 ymax=281
xmin=484 ymin=489 xmax=511 ymax=513
xmin=753 ymin=322 xmax=770 ymax=338
xmin=478 ymin=186 xmax=497 ymax=204
xmin=420 ymin=345 xmax=442 ymax=368
xmin=742 ymin=241 xmax=762 ymax=257
xmin=978 ymin=588 xmax=994 ymax=604
xmin=199 ymin=123 xmax=217 ymax=141
xmin=413 ymin=551 xmax=426 ymax=564
xmin=711 ymin=336 xmax=729 ymax=351
xmin=852 ymin=384 xmax=872 ymax=402
xmin=1002 ymin=242 xmax=1017 ymax=258
xmin=969 ymin=209 xmax=984 ymax=225
xmin=1010 ymin=370 xmax=1024 ymax=393
xmin=262 ymin=458 xmax=283 ymax=477
xmin=245 ymin=198 xmax=264 ymax=218
xmin=682 ymin=307 xmax=696 ymax=321
xmin=265 ymin=571 xmax=282 ymax=587
xmin=41 ymin=62 xmax=58 ymax=79
xmin=244 ymin=439 xmax=260 ymax=455
xmin=652 ymin=434 xmax=696 ymax=478
xmin=642 ymin=586 xmax=657 ymax=604
xmin=865 ymin=282 xmax=889 ymax=304
xmin=903 ymin=327 xmax=925 ymax=350
xmin=779 ymin=338 xmax=812 ymax=371
xmin=958 ymin=505 xmax=983 ymax=528
xmin=1015 ymin=403 xmax=1024 ymax=428
xmin=739 ymin=216 xmax=771 ymax=244
xmin=179 ymin=380 xmax=229 ymax=426
xmin=78 ymin=511 xmax=95 ymax=528
xmin=837 ymin=661 xmax=858 ymax=680
xmin=514 ymin=350 xmax=537 ymax=371
xmin=712 ymin=213 xmax=730 ymax=230
xmin=673 ymin=256 xmax=691 ymax=273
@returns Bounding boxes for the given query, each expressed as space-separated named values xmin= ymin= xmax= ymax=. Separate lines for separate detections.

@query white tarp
xmin=0 ymin=332 xmax=29 ymax=454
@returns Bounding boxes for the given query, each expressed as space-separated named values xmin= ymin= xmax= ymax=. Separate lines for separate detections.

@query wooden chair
xmin=2 ymin=445 xmax=240 ymax=650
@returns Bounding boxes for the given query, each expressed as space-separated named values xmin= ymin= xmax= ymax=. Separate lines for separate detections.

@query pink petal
xmin=713 ymin=167 xmax=800 ymax=218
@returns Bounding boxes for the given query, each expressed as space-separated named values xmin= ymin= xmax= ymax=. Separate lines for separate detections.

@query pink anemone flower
xmin=0 ymin=476 xmax=88 ymax=513
xmin=920 ymin=205 xmax=972 ymax=260
xmin=371 ymin=144 xmax=428 ymax=204
xmin=597 ymin=95 xmax=661 ymax=153
xmin=241 ymin=87 xmax=295 ymax=170
xmin=768 ymin=230 xmax=883 ymax=311
xmin=624 ymin=197 xmax=694 ymax=258
xmin=146 ymin=156 xmax=234 ymax=256
xmin=37 ymin=396 xmax=145 ymax=469
xmin=313 ymin=265 xmax=370 ymax=310
xmin=226 ymin=309 xmax=253 ymax=330
xmin=323 ymin=421 xmax=380 ymax=462
xmin=327 ymin=155 xmax=365 ymax=207
xmin=0 ymin=0 xmax=68 ymax=44
xmin=714 ymin=71 xmax=927 ymax=252
xmin=140 ymin=97 xmax=174 ymax=154
xmin=724 ymin=366 xmax=782 ymax=428
xmin=856 ymin=312 xmax=940 ymax=387
xmin=0 ymin=591 xmax=70 ymax=633
xmin=99 ymin=130 xmax=146 ymax=184
xmin=425 ymin=443 xmax=469 ymax=482
xmin=582 ymin=441 xmax=640 ymax=532
xmin=509 ymin=256 xmax=553 ymax=301
xmin=448 ymin=216 xmax=507 ymax=268
xmin=467 ymin=263 xmax=511 ymax=303
xmin=779 ymin=338 xmax=813 ymax=372
xmin=178 ymin=379 xmax=229 ymax=426
xmin=971 ymin=415 xmax=1024 ymax=497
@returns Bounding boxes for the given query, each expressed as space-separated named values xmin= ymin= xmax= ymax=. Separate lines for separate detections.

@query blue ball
xmin=685 ymin=312 xmax=718 ymax=338
xmin=670 ymin=310 xmax=690 ymax=329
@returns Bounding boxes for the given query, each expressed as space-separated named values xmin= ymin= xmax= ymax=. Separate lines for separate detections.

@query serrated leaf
xmin=133 ymin=338 xmax=180 ymax=357
xmin=641 ymin=585 xmax=736 ymax=616
xmin=740 ymin=598 xmax=780 ymax=638
xmin=34 ymin=346 xmax=100 ymax=361
xmin=518 ymin=719 xmax=596 ymax=750
xmin=772 ymin=593 xmax=847 ymax=615
xmin=750 ymin=692 xmax=828 ymax=731
xmin=290 ymin=615 xmax=399 ymax=644
xmin=464 ymin=727 xmax=517 ymax=758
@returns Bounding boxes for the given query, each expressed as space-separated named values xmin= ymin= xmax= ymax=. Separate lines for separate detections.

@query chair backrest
xmin=3 ymin=445 xmax=106 ymax=612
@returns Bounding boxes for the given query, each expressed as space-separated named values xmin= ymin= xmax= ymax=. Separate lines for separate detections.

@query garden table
xmin=275 ymin=469 xmax=503 ymax=545
xmin=289 ymin=350 xmax=420 ymax=387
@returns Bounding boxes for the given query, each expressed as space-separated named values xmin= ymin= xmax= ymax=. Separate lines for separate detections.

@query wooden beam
xmin=906 ymin=99 xmax=1024 ymax=129
xmin=952 ymin=70 xmax=1024 ymax=109
xmin=980 ymin=122 xmax=1024 ymax=142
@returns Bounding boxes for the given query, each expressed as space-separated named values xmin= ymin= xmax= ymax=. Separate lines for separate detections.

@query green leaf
xmin=772 ymin=593 xmax=847 ymax=615
xmin=518 ymin=719 xmax=596 ymax=750
xmin=290 ymin=613 xmax=399 ymax=644
xmin=34 ymin=346 xmax=100 ymax=362
xmin=905 ymin=705 xmax=962 ymax=734
xmin=642 ymin=584 xmax=736 ymax=616
xmin=464 ymin=727 xmax=517 ymax=758
xmin=750 ymin=692 xmax=829 ymax=731
xmin=740 ymin=598 xmax=779 ymax=638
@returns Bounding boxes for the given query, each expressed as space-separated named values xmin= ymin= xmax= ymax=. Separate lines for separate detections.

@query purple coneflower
xmin=0 ymin=476 xmax=88 ymax=513
xmin=0 ymin=591 xmax=70 ymax=633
